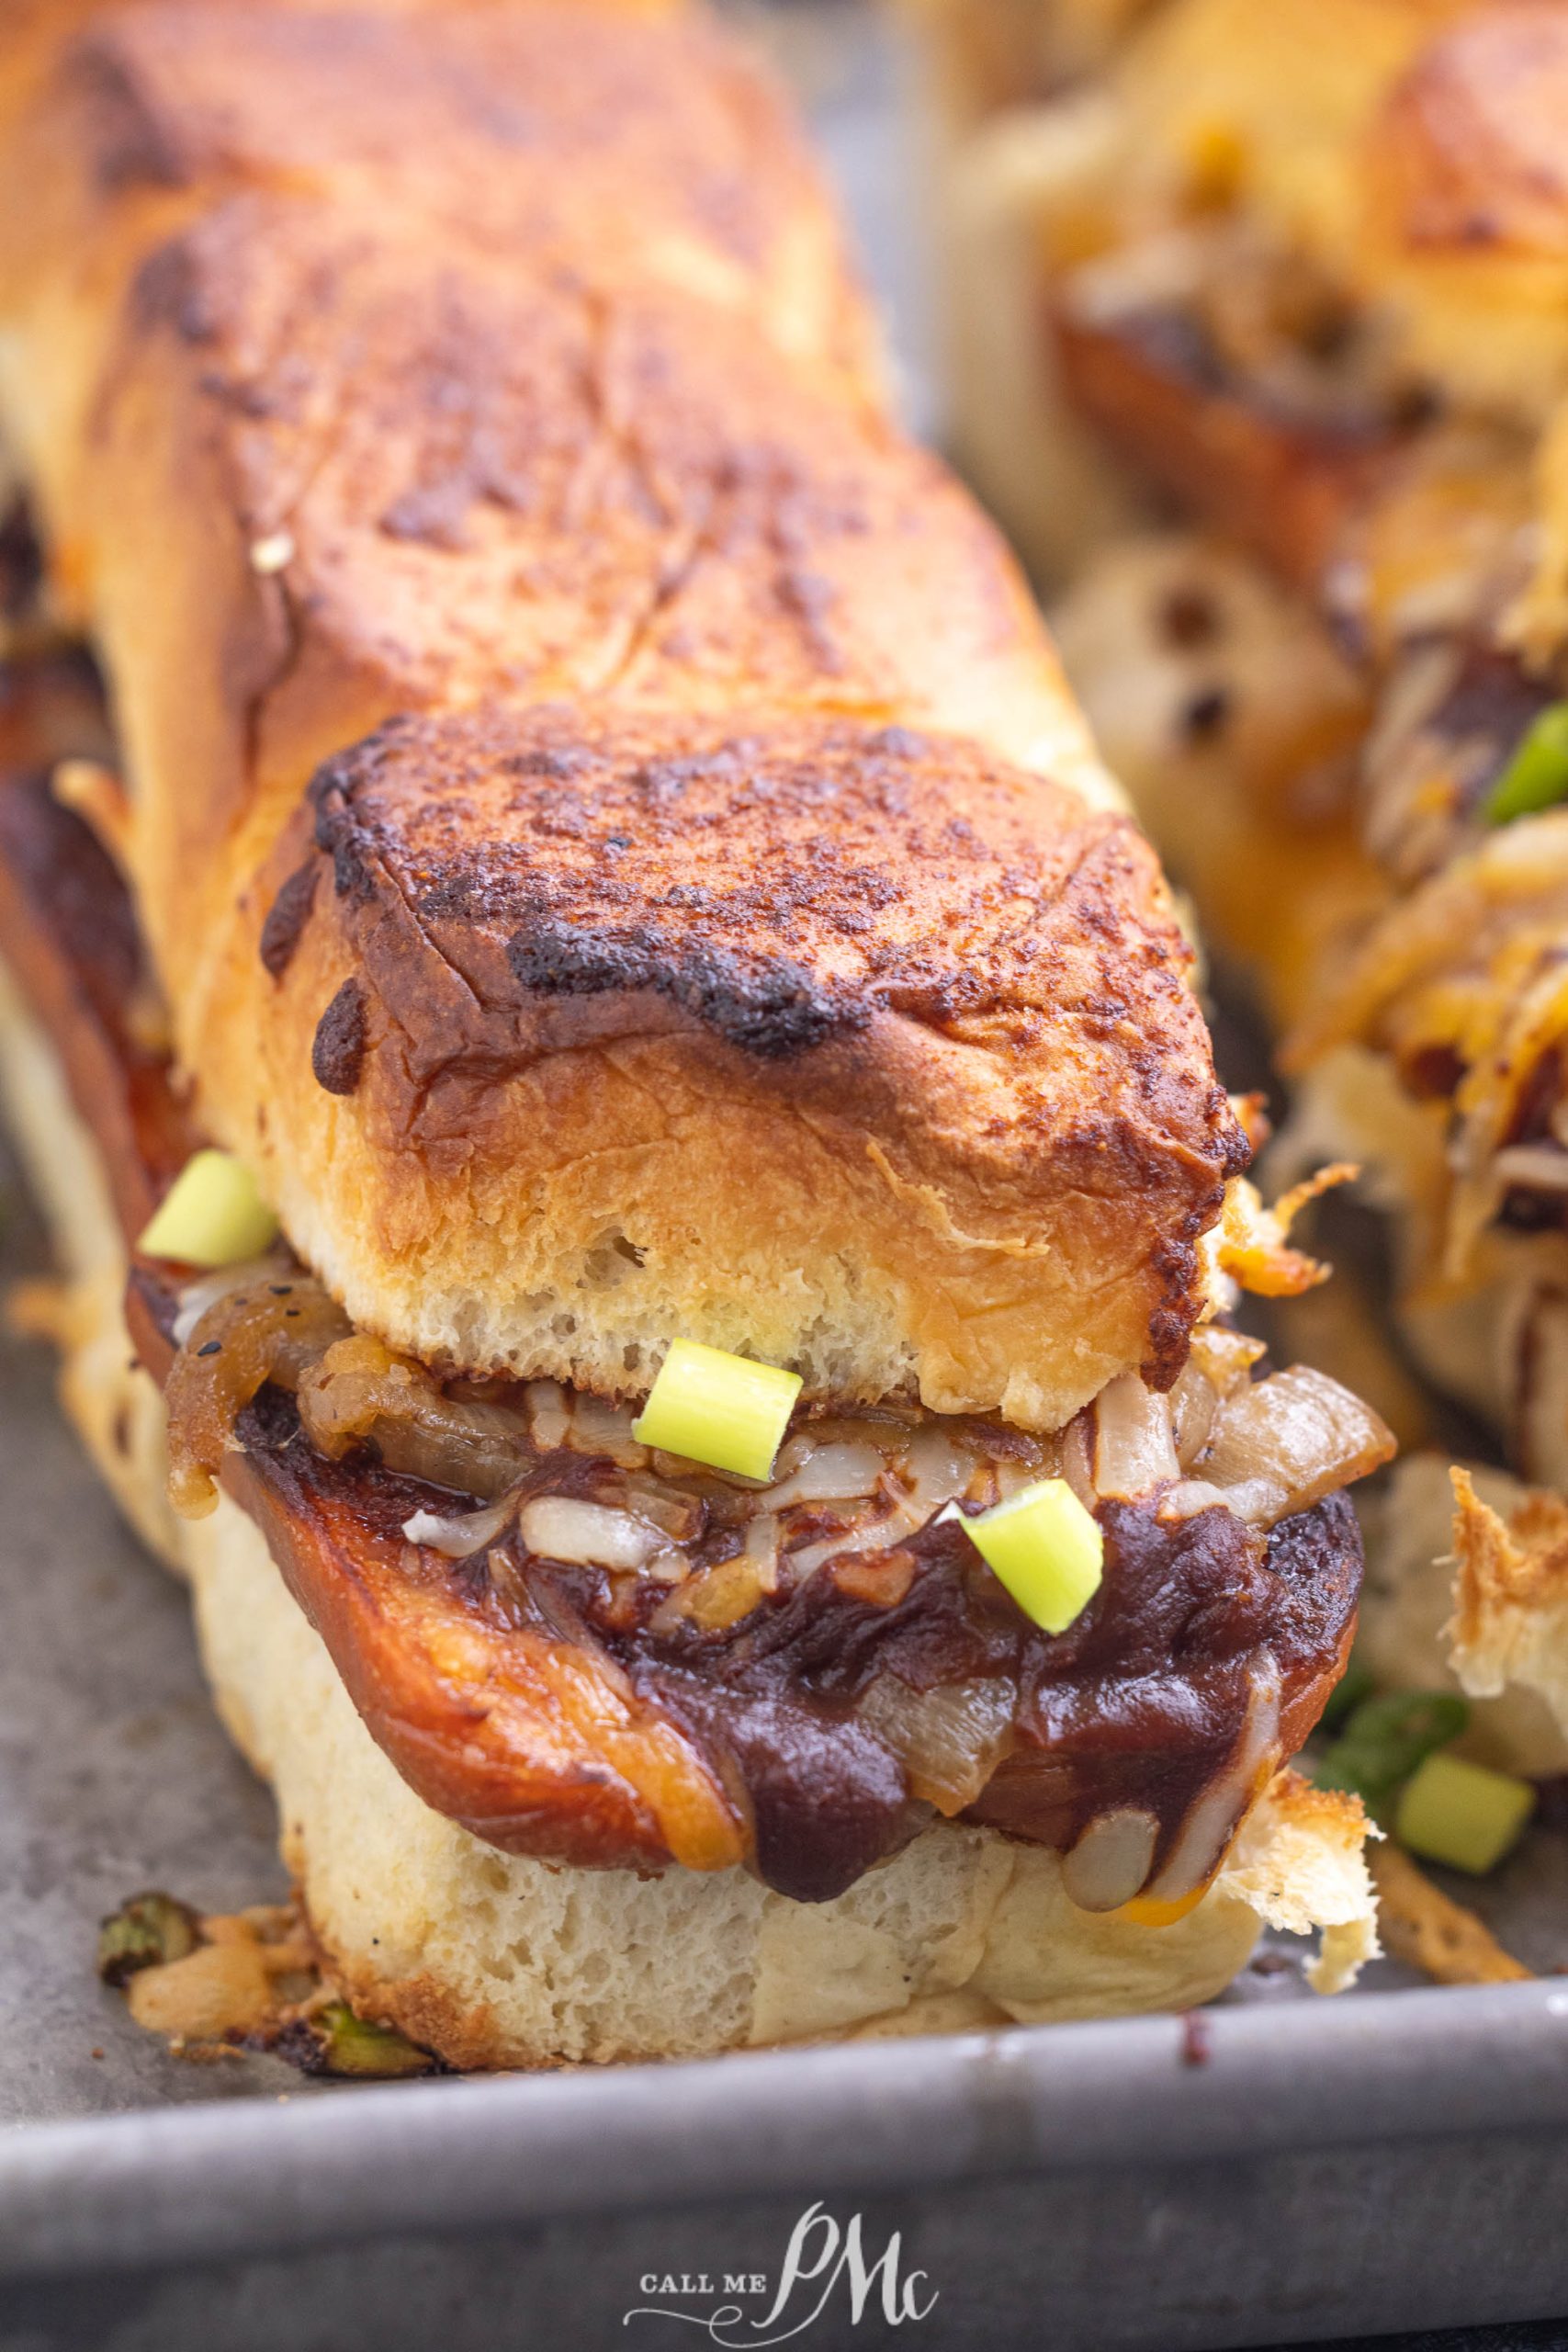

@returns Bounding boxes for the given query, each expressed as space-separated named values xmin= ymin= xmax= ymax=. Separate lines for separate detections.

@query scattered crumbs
xmin=1371 ymin=1845 xmax=1532 ymax=1985
xmin=96 ymin=1889 xmax=441 ymax=2078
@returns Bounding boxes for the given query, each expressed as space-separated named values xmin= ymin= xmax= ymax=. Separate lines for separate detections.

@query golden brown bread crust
xmin=0 ymin=0 xmax=1245 ymax=1423
xmin=235 ymin=703 xmax=1242 ymax=1415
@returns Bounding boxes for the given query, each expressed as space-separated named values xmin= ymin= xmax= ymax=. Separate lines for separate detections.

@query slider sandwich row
xmin=0 ymin=0 xmax=1385 ymax=2065
xmin=905 ymin=0 xmax=1568 ymax=1768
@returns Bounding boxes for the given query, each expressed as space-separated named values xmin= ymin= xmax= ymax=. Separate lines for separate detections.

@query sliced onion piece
xmin=401 ymin=1495 xmax=519 ymax=1558
xmin=1144 ymin=1654 xmax=1281 ymax=1905
xmin=891 ymin=1424 xmax=985 ymax=1523
xmin=525 ymin=1381 xmax=570 ymax=1453
xmin=1091 ymin=1372 xmax=1179 ymax=1499
xmin=1167 ymin=1362 xmax=1218 ymax=1471
xmin=857 ymin=1675 xmax=1018 ymax=1815
xmin=764 ymin=1442 xmax=886 ymax=1509
xmin=1059 ymin=1410 xmax=1096 ymax=1511
xmin=568 ymin=1394 xmax=650 ymax=1468
xmin=786 ymin=1505 xmax=891 ymax=1577
xmin=650 ymin=1548 xmax=773 ymax=1632
xmin=1061 ymin=1807 xmax=1160 ymax=1914
xmin=518 ymin=1497 xmax=668 ymax=1572
xmin=172 ymin=1253 xmax=297 ymax=1347
xmin=741 ymin=1511 xmax=781 ymax=1592
xmin=1188 ymin=1327 xmax=1268 ymax=1396
xmin=299 ymin=1334 xmax=530 ymax=1500
xmin=1193 ymin=1364 xmax=1395 ymax=1532
xmin=1158 ymin=1477 xmax=1233 ymax=1521
xmin=620 ymin=1479 xmax=704 ymax=1544
xmin=165 ymin=1277 xmax=353 ymax=1517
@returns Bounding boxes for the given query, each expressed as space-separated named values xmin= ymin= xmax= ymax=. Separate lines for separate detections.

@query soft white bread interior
xmin=0 ymin=962 xmax=1377 ymax=2064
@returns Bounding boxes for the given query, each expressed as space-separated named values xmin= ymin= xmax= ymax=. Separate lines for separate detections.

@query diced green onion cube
xmin=962 ymin=1478 xmax=1104 ymax=1634
xmin=631 ymin=1339 xmax=802 ymax=1479
xmin=1483 ymin=701 xmax=1568 ymax=826
xmin=136 ymin=1149 xmax=280 ymax=1268
xmin=1395 ymin=1749 xmax=1536 ymax=1875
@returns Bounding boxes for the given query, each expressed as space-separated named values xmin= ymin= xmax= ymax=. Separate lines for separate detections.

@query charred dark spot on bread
xmin=259 ymin=860 xmax=320 ymax=980
xmin=506 ymin=918 xmax=863 ymax=1060
xmin=311 ymin=978 xmax=367 ymax=1095
xmin=303 ymin=704 xmax=1226 ymax=1065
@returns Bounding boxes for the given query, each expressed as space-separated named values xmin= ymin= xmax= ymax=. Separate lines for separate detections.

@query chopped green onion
xmin=1482 ymin=701 xmax=1568 ymax=826
xmin=631 ymin=1339 xmax=802 ymax=1480
xmin=96 ymin=1890 xmax=200 ymax=1987
xmin=961 ymin=1478 xmax=1104 ymax=1635
xmin=310 ymin=1999 xmax=434 ymax=2079
xmin=137 ymin=1149 xmax=279 ymax=1268
xmin=1314 ymin=1688 xmax=1469 ymax=1823
xmin=1395 ymin=1750 xmax=1536 ymax=1875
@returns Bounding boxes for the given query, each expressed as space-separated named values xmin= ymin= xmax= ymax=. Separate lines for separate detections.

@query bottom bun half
xmin=0 ymin=963 xmax=1377 ymax=2066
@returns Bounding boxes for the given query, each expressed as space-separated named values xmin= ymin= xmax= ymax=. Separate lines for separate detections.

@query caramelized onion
xmin=893 ymin=1424 xmax=986 ymax=1519
xmin=401 ymin=1496 xmax=519 ymax=1559
xmin=1059 ymin=1410 xmax=1096 ymax=1511
xmin=617 ymin=1479 xmax=704 ymax=1544
xmin=1166 ymin=1361 xmax=1219 ymax=1470
xmin=1190 ymin=1365 xmax=1395 ymax=1532
xmin=785 ymin=1505 xmax=887 ymax=1577
xmin=567 ymin=1395 xmax=650 ymax=1469
xmin=525 ymin=1380 xmax=570 ymax=1453
xmin=1091 ymin=1373 xmax=1179 ymax=1499
xmin=297 ymin=1334 xmax=531 ymax=1500
xmin=1189 ymin=1327 xmax=1268 ymax=1394
xmin=651 ymin=1551 xmax=773 ymax=1633
xmin=1158 ymin=1477 xmax=1232 ymax=1521
xmin=172 ymin=1254 xmax=296 ymax=1348
xmin=764 ymin=1442 xmax=886 ymax=1508
xmin=518 ymin=1497 xmax=671 ymax=1573
xmin=165 ymin=1278 xmax=351 ymax=1517
xmin=857 ymin=1675 xmax=1018 ymax=1815
xmin=1145 ymin=1655 xmax=1280 ymax=1904
xmin=1060 ymin=1807 xmax=1160 ymax=1913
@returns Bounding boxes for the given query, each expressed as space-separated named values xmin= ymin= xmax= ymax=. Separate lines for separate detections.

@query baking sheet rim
xmin=3 ymin=1978 xmax=1565 ymax=2285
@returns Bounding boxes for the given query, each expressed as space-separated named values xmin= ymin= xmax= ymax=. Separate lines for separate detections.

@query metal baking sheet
xmin=3 ymin=6 xmax=1567 ymax=2346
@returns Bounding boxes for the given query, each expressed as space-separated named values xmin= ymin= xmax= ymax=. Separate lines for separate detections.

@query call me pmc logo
xmin=624 ymin=2201 xmax=938 ymax=2345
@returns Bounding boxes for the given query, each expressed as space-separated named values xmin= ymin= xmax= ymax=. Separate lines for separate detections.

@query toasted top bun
xmin=1089 ymin=0 xmax=1568 ymax=421
xmin=0 ymin=0 xmax=1247 ymax=1420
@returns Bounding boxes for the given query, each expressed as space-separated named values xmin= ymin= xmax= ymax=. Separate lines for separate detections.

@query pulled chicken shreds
xmin=1450 ymin=1465 xmax=1568 ymax=1736
xmin=1206 ymin=1164 xmax=1358 ymax=1301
